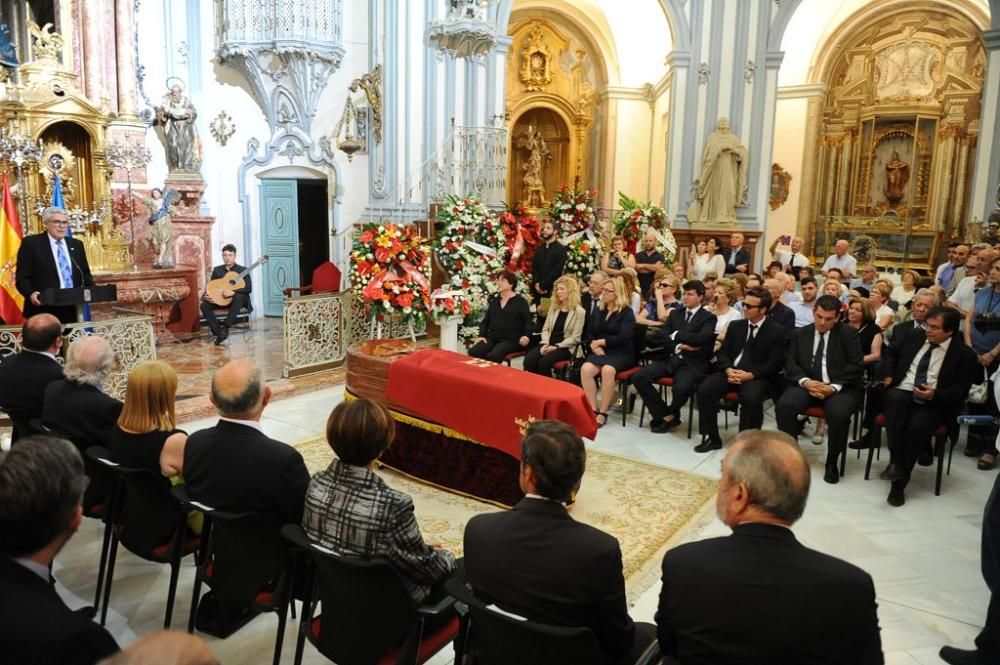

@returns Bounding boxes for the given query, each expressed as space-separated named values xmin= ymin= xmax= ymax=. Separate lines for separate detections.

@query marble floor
xmin=46 ymin=377 xmax=997 ymax=665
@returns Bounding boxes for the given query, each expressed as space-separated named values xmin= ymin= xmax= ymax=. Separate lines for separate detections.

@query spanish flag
xmin=0 ymin=172 xmax=24 ymax=324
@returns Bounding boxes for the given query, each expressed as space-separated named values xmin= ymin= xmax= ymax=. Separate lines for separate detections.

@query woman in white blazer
xmin=524 ymin=274 xmax=585 ymax=377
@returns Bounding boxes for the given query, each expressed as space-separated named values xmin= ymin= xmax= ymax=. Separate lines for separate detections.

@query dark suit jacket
xmin=183 ymin=420 xmax=310 ymax=525
xmin=785 ymin=321 xmax=864 ymax=391
xmin=581 ymin=292 xmax=601 ymax=340
xmin=463 ymin=498 xmax=636 ymax=665
xmin=769 ymin=301 xmax=796 ymax=331
xmin=0 ymin=351 xmax=63 ymax=424
xmin=654 ymin=306 xmax=717 ymax=374
xmin=16 ymin=232 xmax=95 ymax=321
xmin=0 ymin=556 xmax=119 ymax=665
xmin=531 ymin=241 xmax=568 ymax=295
xmin=42 ymin=379 xmax=123 ymax=449
xmin=716 ymin=317 xmax=786 ymax=381
xmin=209 ymin=263 xmax=252 ymax=295
xmin=584 ymin=307 xmax=636 ymax=358
xmin=721 ymin=247 xmax=750 ymax=274
xmin=882 ymin=334 xmax=978 ymax=420
xmin=657 ymin=523 xmax=882 ymax=665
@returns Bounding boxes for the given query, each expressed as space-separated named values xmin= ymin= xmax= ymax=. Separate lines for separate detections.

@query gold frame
xmin=811 ymin=215 xmax=940 ymax=273
xmin=769 ymin=163 xmax=792 ymax=211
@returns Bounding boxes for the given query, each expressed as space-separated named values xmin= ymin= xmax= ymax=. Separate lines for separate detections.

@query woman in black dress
xmin=524 ymin=274 xmax=585 ymax=377
xmin=580 ymin=276 xmax=636 ymax=427
xmin=469 ymin=270 xmax=533 ymax=363
xmin=845 ymin=297 xmax=884 ymax=450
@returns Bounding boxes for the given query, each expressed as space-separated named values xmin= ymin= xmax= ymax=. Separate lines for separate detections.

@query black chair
xmin=863 ymin=413 xmax=953 ymax=494
xmin=172 ymin=486 xmax=294 ymax=665
xmin=281 ymin=524 xmax=460 ymax=665
xmin=84 ymin=447 xmax=126 ymax=617
xmin=96 ymin=449 xmax=200 ymax=627
xmin=443 ymin=578 xmax=661 ymax=665
xmin=30 ymin=418 xmax=113 ymax=514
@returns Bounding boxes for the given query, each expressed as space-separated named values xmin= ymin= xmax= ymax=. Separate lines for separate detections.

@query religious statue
xmin=517 ymin=125 xmax=551 ymax=208
xmin=570 ymin=49 xmax=596 ymax=112
xmin=884 ymin=150 xmax=910 ymax=207
xmin=154 ymin=79 xmax=202 ymax=174
xmin=688 ymin=118 xmax=748 ymax=226
xmin=133 ymin=187 xmax=180 ymax=269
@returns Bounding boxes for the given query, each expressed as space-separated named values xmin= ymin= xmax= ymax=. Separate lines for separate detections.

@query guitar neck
xmin=233 ymin=256 xmax=267 ymax=281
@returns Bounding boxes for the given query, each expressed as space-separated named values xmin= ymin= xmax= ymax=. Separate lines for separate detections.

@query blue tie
xmin=56 ymin=240 xmax=73 ymax=288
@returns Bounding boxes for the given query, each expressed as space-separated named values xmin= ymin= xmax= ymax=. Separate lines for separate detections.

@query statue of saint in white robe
xmin=689 ymin=118 xmax=748 ymax=226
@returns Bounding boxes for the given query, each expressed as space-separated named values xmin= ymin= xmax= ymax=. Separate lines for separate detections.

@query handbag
xmin=969 ymin=367 xmax=989 ymax=404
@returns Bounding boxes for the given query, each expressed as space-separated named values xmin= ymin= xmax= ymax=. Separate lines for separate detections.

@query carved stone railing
xmin=283 ymin=292 xmax=427 ymax=377
xmin=0 ymin=315 xmax=156 ymax=400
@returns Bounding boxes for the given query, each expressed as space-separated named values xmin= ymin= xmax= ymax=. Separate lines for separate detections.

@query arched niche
xmin=36 ymin=120 xmax=96 ymax=209
xmin=509 ymin=106 xmax=572 ymax=206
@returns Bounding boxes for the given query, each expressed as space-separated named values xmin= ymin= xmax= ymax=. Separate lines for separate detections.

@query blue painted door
xmin=260 ymin=180 xmax=299 ymax=316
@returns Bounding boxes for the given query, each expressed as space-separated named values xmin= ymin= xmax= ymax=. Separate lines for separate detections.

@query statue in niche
xmin=517 ymin=125 xmax=551 ymax=208
xmin=884 ymin=150 xmax=910 ymax=207
xmin=132 ymin=187 xmax=180 ymax=269
xmin=688 ymin=118 xmax=748 ymax=226
xmin=154 ymin=78 xmax=202 ymax=174
xmin=519 ymin=24 xmax=552 ymax=92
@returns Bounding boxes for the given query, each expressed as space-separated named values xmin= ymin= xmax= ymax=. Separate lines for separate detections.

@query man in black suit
xmin=656 ymin=430 xmax=882 ymax=664
xmin=0 ymin=313 xmax=63 ymax=442
xmin=15 ymin=206 xmax=95 ymax=324
xmin=0 ymin=435 xmax=119 ymax=665
xmin=531 ymin=220 xmax=568 ymax=308
xmin=462 ymin=420 xmax=656 ymax=665
xmin=183 ymin=358 xmax=309 ymax=525
xmin=878 ymin=306 xmax=978 ymax=506
xmin=722 ymin=231 xmax=750 ymax=274
xmin=632 ymin=280 xmax=717 ymax=433
xmin=776 ymin=294 xmax=864 ymax=484
xmin=42 ymin=335 xmax=122 ymax=451
xmin=763 ymin=277 xmax=796 ymax=330
xmin=695 ymin=287 xmax=786 ymax=452
xmin=886 ymin=288 xmax=936 ymax=349
xmin=201 ymin=243 xmax=252 ymax=345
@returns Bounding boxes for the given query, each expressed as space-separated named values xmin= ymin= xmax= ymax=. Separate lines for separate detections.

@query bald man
xmin=182 ymin=359 xmax=309 ymax=524
xmin=821 ymin=239 xmax=857 ymax=279
xmin=722 ymin=232 xmax=750 ymax=275
xmin=0 ymin=314 xmax=64 ymax=442
xmin=98 ymin=631 xmax=215 ymax=665
xmin=770 ymin=235 xmax=811 ymax=279
xmin=655 ymin=430 xmax=883 ymax=664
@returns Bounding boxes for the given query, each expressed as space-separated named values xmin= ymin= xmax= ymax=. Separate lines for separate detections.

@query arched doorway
xmin=509 ymin=107 xmax=570 ymax=207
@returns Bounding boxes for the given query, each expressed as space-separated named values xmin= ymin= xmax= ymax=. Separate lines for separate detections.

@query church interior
xmin=3 ymin=0 xmax=1000 ymax=663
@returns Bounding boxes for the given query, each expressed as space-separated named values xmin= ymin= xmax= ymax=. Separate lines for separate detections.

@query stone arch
xmin=768 ymin=0 xmax=806 ymax=51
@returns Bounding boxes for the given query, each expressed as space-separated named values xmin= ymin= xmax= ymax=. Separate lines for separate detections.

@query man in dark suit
xmin=463 ymin=420 xmax=656 ymax=665
xmin=656 ymin=430 xmax=883 ymax=665
xmin=201 ymin=243 xmax=252 ymax=345
xmin=581 ymin=271 xmax=607 ymax=342
xmin=0 ymin=435 xmax=119 ymax=665
xmin=695 ymin=287 xmax=786 ymax=452
xmin=878 ymin=306 xmax=978 ymax=506
xmin=0 ymin=313 xmax=63 ymax=442
xmin=531 ymin=220 xmax=568 ymax=308
xmin=632 ymin=280 xmax=717 ymax=433
xmin=42 ymin=335 xmax=122 ymax=450
xmin=776 ymin=294 xmax=864 ymax=484
xmin=183 ymin=358 xmax=309 ymax=525
xmin=885 ymin=288 xmax=936 ymax=349
xmin=721 ymin=231 xmax=750 ymax=274
xmin=15 ymin=206 xmax=95 ymax=324
xmin=763 ymin=277 xmax=796 ymax=330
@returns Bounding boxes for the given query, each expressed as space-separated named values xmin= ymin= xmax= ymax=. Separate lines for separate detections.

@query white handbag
xmin=969 ymin=367 xmax=989 ymax=404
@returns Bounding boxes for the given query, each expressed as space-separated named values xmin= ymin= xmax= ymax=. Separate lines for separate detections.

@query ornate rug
xmin=293 ymin=435 xmax=718 ymax=601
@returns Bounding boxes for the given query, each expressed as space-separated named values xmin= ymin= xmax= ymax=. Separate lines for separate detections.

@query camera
xmin=975 ymin=312 xmax=1000 ymax=332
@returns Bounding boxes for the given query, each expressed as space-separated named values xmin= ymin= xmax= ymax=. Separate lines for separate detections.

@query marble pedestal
xmin=92 ymin=265 xmax=199 ymax=338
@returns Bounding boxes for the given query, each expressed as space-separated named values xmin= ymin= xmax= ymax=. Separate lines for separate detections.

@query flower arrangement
xmin=497 ymin=202 xmax=540 ymax=277
xmin=547 ymin=180 xmax=597 ymax=237
xmin=350 ymin=222 xmax=431 ymax=326
xmin=563 ymin=234 xmax=600 ymax=281
xmin=434 ymin=195 xmax=501 ymax=275
xmin=613 ymin=192 xmax=668 ymax=253
xmin=429 ymin=288 xmax=474 ymax=321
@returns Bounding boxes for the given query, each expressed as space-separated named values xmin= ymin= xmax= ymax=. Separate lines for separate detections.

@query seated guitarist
xmin=201 ymin=244 xmax=252 ymax=345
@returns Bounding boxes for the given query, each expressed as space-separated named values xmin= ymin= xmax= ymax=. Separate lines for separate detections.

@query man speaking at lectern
xmin=15 ymin=207 xmax=95 ymax=324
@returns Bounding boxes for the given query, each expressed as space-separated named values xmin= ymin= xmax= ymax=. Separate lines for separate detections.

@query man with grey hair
xmin=820 ymin=238 xmax=857 ymax=279
xmin=182 ymin=358 xmax=309 ymax=525
xmin=15 ymin=205 xmax=95 ymax=323
xmin=42 ymin=335 xmax=122 ymax=450
xmin=0 ymin=435 xmax=120 ymax=664
xmin=655 ymin=430 xmax=882 ymax=664
xmin=886 ymin=288 xmax=937 ymax=349
xmin=582 ymin=270 xmax=608 ymax=338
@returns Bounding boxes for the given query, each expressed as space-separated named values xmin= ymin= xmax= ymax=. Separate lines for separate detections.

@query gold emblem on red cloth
xmin=462 ymin=358 xmax=496 ymax=368
xmin=514 ymin=414 xmax=537 ymax=436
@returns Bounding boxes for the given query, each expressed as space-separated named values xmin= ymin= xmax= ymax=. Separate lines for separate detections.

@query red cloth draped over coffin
xmin=345 ymin=343 xmax=597 ymax=506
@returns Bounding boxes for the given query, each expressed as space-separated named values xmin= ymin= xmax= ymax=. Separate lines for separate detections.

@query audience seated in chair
xmin=469 ymin=269 xmax=533 ymax=363
xmin=775 ymin=294 xmax=864 ymax=485
xmin=878 ymin=306 xmax=979 ymax=506
xmin=524 ymin=275 xmax=585 ymax=378
xmin=695 ymin=287 xmax=786 ymax=453
xmin=462 ymin=420 xmax=657 ymax=665
xmin=42 ymin=335 xmax=123 ymax=451
xmin=656 ymin=429 xmax=883 ymax=664
xmin=580 ymin=277 xmax=637 ymax=427
xmin=182 ymin=359 xmax=309 ymax=525
xmin=97 ymin=630 xmax=215 ymax=665
xmin=303 ymin=398 xmax=456 ymax=607
xmin=0 ymin=313 xmax=64 ymax=443
xmin=631 ymin=280 xmax=717 ymax=434
xmin=0 ymin=435 xmax=120 ymax=665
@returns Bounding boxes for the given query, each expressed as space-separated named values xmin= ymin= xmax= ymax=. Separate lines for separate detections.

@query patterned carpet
xmin=294 ymin=435 xmax=718 ymax=601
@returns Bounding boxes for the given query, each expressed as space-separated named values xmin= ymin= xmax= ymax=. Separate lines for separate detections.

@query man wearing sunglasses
xmin=15 ymin=206 xmax=95 ymax=324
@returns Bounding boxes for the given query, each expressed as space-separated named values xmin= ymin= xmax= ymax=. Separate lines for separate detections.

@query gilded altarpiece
xmin=810 ymin=7 xmax=985 ymax=270
xmin=505 ymin=17 xmax=603 ymax=209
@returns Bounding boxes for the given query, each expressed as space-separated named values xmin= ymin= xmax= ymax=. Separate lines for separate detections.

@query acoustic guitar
xmin=204 ymin=255 xmax=269 ymax=306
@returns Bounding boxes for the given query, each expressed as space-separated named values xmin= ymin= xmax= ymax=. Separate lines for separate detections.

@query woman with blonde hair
xmin=709 ymin=278 xmax=742 ymax=340
xmin=638 ymin=269 xmax=682 ymax=329
xmin=108 ymin=360 xmax=187 ymax=478
xmin=580 ymin=276 xmax=636 ymax=427
xmin=525 ymin=274 xmax=585 ymax=377
xmin=870 ymin=283 xmax=895 ymax=329
xmin=619 ymin=268 xmax=642 ymax=314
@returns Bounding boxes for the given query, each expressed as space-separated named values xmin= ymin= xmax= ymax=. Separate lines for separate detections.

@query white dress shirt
xmin=821 ymin=253 xmax=857 ymax=278
xmin=774 ymin=249 xmax=811 ymax=269
xmin=798 ymin=329 xmax=842 ymax=392
xmin=219 ymin=417 xmax=264 ymax=432
xmin=899 ymin=336 xmax=952 ymax=392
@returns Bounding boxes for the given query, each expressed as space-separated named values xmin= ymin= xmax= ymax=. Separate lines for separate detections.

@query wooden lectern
xmin=42 ymin=285 xmax=118 ymax=322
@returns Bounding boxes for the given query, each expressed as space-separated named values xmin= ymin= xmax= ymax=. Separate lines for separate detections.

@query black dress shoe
xmin=887 ymin=484 xmax=906 ymax=507
xmin=652 ymin=418 xmax=681 ymax=434
xmin=848 ymin=436 xmax=872 ymax=450
xmin=694 ymin=437 xmax=723 ymax=453
xmin=214 ymin=334 xmax=227 ymax=346
xmin=73 ymin=605 xmax=97 ymax=620
xmin=823 ymin=463 xmax=839 ymax=484
xmin=879 ymin=463 xmax=904 ymax=481
xmin=917 ymin=449 xmax=934 ymax=466
xmin=939 ymin=645 xmax=983 ymax=665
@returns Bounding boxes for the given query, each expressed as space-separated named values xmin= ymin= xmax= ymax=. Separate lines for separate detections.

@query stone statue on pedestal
xmin=154 ymin=80 xmax=202 ymax=174
xmin=688 ymin=117 xmax=748 ymax=226
xmin=133 ymin=188 xmax=179 ymax=269
xmin=518 ymin=125 xmax=551 ymax=208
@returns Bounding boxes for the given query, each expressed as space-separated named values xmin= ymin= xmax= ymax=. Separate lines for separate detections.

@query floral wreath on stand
xmin=350 ymin=222 xmax=431 ymax=333
xmin=613 ymin=192 xmax=671 ymax=255
xmin=548 ymin=180 xmax=602 ymax=282
xmin=497 ymin=202 xmax=540 ymax=277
